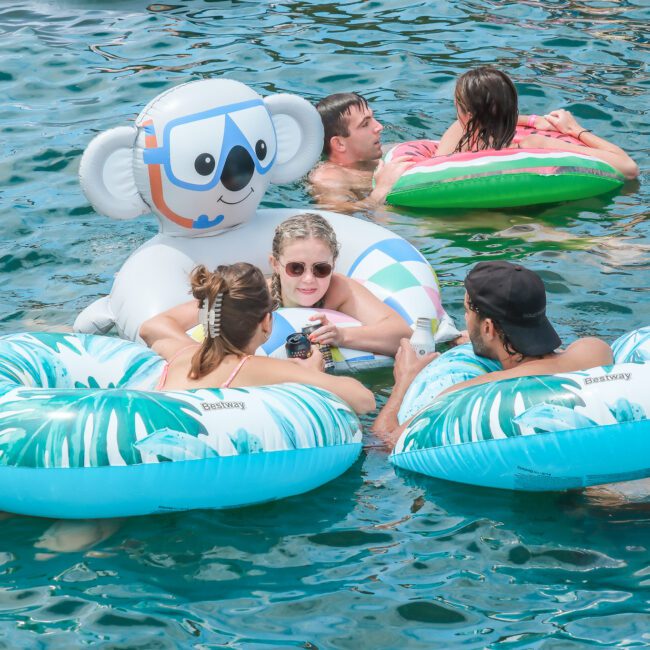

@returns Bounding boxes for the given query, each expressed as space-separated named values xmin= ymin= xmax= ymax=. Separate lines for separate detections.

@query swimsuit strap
xmin=220 ymin=354 xmax=252 ymax=388
xmin=155 ymin=343 xmax=200 ymax=391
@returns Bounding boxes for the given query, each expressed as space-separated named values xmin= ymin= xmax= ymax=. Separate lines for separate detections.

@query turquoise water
xmin=1 ymin=1 xmax=650 ymax=646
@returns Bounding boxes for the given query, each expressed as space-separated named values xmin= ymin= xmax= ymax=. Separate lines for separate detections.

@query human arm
xmin=308 ymin=158 xmax=413 ymax=211
xmin=365 ymin=156 xmax=415 ymax=204
xmin=520 ymin=109 xmax=639 ymax=180
xmin=517 ymin=114 xmax=553 ymax=130
xmin=254 ymin=354 xmax=375 ymax=415
xmin=435 ymin=119 xmax=465 ymax=156
xmin=139 ymin=300 xmax=200 ymax=358
xmin=310 ymin=275 xmax=413 ymax=356
xmin=440 ymin=337 xmax=613 ymax=396
xmin=371 ymin=338 xmax=438 ymax=447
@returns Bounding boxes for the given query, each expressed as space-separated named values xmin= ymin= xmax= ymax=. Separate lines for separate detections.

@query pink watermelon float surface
xmin=385 ymin=127 xmax=624 ymax=209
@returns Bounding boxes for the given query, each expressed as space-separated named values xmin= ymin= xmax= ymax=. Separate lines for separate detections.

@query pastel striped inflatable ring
xmin=384 ymin=127 xmax=625 ymax=209
xmin=190 ymin=308 xmax=396 ymax=373
xmin=75 ymin=209 xmax=459 ymax=351
xmin=391 ymin=328 xmax=650 ymax=491
xmin=0 ymin=332 xmax=362 ymax=518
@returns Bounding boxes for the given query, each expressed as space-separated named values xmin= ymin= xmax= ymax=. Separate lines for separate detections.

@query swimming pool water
xmin=1 ymin=1 xmax=649 ymax=646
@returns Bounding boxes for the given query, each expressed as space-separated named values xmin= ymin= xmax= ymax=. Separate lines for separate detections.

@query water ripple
xmin=0 ymin=0 xmax=649 ymax=647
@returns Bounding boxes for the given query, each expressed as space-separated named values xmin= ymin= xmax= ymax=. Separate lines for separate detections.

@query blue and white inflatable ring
xmin=391 ymin=326 xmax=650 ymax=491
xmin=0 ymin=332 xmax=362 ymax=518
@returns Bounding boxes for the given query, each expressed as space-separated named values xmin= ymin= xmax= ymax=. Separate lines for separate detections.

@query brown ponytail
xmin=188 ymin=263 xmax=273 ymax=380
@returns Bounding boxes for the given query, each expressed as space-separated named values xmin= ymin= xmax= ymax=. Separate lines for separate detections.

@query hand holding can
xmin=302 ymin=321 xmax=335 ymax=372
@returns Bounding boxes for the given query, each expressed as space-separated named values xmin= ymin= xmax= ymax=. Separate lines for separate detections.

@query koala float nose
xmin=221 ymin=145 xmax=255 ymax=193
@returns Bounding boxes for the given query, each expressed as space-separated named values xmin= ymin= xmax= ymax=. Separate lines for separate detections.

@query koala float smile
xmin=74 ymin=78 xmax=324 ymax=340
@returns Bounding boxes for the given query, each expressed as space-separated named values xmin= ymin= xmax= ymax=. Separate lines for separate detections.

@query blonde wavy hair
xmin=270 ymin=213 xmax=340 ymax=307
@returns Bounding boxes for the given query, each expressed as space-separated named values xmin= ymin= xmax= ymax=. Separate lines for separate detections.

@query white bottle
xmin=410 ymin=317 xmax=437 ymax=357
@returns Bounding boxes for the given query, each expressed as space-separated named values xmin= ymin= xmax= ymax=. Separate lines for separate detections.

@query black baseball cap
xmin=464 ymin=261 xmax=561 ymax=356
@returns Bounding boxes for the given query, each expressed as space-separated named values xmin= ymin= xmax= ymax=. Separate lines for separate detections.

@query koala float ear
xmin=264 ymin=94 xmax=324 ymax=184
xmin=79 ymin=126 xmax=150 ymax=220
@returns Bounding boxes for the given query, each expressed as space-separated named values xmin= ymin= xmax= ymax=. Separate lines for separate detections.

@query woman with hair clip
xmin=139 ymin=262 xmax=375 ymax=415
xmin=435 ymin=66 xmax=638 ymax=179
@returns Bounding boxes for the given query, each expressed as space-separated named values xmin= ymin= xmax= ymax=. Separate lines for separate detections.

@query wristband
xmin=527 ymin=114 xmax=537 ymax=128
xmin=577 ymin=128 xmax=591 ymax=141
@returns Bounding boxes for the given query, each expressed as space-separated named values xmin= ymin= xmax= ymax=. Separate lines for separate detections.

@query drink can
xmin=285 ymin=333 xmax=312 ymax=359
xmin=302 ymin=323 xmax=335 ymax=372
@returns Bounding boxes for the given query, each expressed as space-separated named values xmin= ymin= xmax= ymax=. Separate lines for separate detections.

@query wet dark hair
xmin=316 ymin=92 xmax=370 ymax=156
xmin=189 ymin=263 xmax=275 ymax=380
xmin=467 ymin=296 xmax=523 ymax=359
xmin=454 ymin=66 xmax=518 ymax=153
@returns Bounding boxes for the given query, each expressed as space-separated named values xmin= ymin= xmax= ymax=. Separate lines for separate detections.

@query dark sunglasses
xmin=283 ymin=261 xmax=333 ymax=279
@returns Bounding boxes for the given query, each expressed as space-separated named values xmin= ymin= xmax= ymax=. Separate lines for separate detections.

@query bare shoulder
xmin=562 ymin=336 xmax=613 ymax=367
xmin=309 ymin=161 xmax=348 ymax=185
xmin=494 ymin=336 xmax=612 ymax=379
xmin=323 ymin=273 xmax=353 ymax=309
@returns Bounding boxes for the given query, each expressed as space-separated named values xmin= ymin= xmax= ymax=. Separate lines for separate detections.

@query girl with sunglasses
xmin=269 ymin=213 xmax=412 ymax=356
xmin=140 ymin=262 xmax=375 ymax=415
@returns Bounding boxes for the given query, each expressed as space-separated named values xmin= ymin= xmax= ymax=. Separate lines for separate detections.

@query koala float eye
xmin=194 ymin=153 xmax=216 ymax=176
xmin=255 ymin=139 xmax=267 ymax=161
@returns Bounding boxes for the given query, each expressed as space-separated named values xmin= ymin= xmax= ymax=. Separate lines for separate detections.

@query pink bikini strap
xmin=168 ymin=343 xmax=200 ymax=365
xmin=221 ymin=354 xmax=252 ymax=388
xmin=155 ymin=343 xmax=199 ymax=391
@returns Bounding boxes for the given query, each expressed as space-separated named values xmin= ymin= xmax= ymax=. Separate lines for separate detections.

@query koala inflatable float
xmin=75 ymin=78 xmax=459 ymax=355
xmin=74 ymin=78 xmax=324 ymax=340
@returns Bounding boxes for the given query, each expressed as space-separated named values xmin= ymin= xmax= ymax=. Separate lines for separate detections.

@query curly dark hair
xmin=467 ymin=296 xmax=523 ymax=359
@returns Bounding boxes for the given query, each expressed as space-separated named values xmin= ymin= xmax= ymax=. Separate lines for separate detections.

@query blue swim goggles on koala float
xmin=142 ymin=99 xmax=277 ymax=192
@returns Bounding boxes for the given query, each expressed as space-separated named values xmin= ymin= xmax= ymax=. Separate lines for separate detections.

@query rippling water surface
xmin=1 ymin=1 xmax=649 ymax=646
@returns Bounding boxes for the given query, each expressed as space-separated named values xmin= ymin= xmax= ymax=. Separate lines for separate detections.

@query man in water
xmin=308 ymin=92 xmax=411 ymax=211
xmin=372 ymin=260 xmax=613 ymax=443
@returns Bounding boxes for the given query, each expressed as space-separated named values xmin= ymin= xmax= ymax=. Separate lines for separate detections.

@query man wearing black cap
xmin=373 ymin=261 xmax=613 ymax=442
xmin=463 ymin=260 xmax=563 ymax=361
